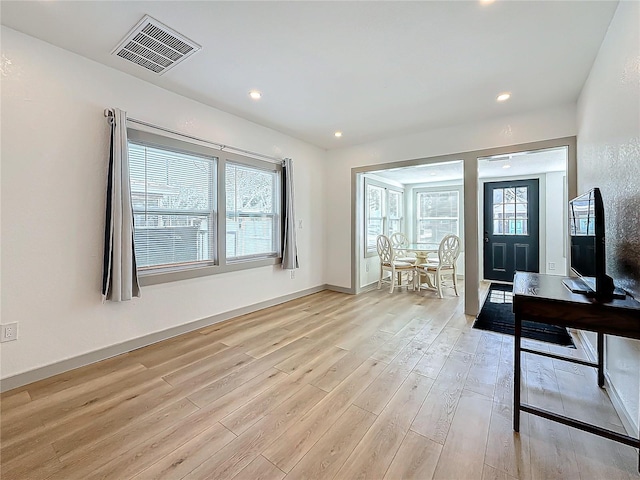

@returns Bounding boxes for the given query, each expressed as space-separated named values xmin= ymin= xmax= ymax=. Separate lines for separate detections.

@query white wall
xmin=544 ymin=171 xmax=567 ymax=275
xmin=576 ymin=1 xmax=640 ymax=435
xmin=325 ymin=104 xmax=577 ymax=289
xmin=0 ymin=27 xmax=326 ymax=380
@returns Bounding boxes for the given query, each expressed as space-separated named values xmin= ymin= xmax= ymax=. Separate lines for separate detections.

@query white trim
xmin=326 ymin=284 xmax=356 ymax=294
xmin=0 ymin=285 xmax=327 ymax=393
xmin=577 ymin=330 xmax=638 ymax=436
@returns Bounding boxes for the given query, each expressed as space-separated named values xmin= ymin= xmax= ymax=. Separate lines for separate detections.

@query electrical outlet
xmin=1 ymin=323 xmax=18 ymax=342
xmin=548 ymin=262 xmax=556 ymax=271
xmin=290 ymin=270 xmax=295 ymax=279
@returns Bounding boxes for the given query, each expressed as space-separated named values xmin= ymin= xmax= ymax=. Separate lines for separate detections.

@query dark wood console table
xmin=512 ymin=272 xmax=640 ymax=469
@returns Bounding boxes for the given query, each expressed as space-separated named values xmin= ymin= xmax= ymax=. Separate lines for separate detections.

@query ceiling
xmin=0 ymin=1 xmax=617 ymax=150
xmin=371 ymin=161 xmax=464 ymax=185
xmin=370 ymin=146 xmax=566 ymax=184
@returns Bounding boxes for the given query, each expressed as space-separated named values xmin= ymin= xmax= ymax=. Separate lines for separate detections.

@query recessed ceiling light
xmin=502 ymin=164 xmax=511 ymax=169
xmin=480 ymin=0 xmax=496 ymax=5
xmin=496 ymin=92 xmax=511 ymax=102
xmin=249 ymin=90 xmax=262 ymax=100
xmin=334 ymin=131 xmax=343 ymax=138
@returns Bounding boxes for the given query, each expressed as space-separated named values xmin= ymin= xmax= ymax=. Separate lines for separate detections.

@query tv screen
xmin=569 ymin=192 xmax=597 ymax=278
xmin=566 ymin=188 xmax=615 ymax=298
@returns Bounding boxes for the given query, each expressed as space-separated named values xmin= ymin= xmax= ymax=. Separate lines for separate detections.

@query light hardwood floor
xmin=1 ymin=286 xmax=637 ymax=479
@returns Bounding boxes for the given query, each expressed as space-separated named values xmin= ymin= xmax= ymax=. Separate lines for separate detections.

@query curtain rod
xmin=104 ymin=109 xmax=283 ymax=164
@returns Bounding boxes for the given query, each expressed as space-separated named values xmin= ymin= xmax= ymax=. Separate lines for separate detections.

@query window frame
xmin=363 ymin=177 xmax=404 ymax=257
xmin=127 ymin=128 xmax=283 ymax=287
xmin=413 ymin=185 xmax=463 ymax=248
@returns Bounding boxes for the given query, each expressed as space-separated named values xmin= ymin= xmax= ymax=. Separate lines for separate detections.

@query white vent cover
xmin=111 ymin=15 xmax=201 ymax=74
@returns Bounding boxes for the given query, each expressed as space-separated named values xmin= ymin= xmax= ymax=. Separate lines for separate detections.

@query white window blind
xmin=129 ymin=142 xmax=216 ymax=270
xmin=416 ymin=190 xmax=459 ymax=244
xmin=226 ymin=162 xmax=279 ymax=260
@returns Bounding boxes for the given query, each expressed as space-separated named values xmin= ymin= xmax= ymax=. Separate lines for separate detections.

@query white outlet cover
xmin=1 ymin=323 xmax=18 ymax=342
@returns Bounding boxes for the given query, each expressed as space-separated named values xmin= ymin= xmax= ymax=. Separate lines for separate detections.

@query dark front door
xmin=483 ymin=179 xmax=539 ymax=282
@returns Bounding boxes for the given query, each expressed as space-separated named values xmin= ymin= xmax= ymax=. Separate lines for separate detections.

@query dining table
xmin=405 ymin=243 xmax=439 ymax=265
xmin=404 ymin=243 xmax=439 ymax=290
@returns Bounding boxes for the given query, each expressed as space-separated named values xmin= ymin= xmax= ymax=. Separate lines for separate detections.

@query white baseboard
xmin=326 ymin=284 xmax=356 ymax=294
xmin=0 ymin=285 xmax=328 ymax=393
xmin=577 ymin=330 xmax=639 ymax=436
xmin=358 ymin=281 xmax=381 ymax=294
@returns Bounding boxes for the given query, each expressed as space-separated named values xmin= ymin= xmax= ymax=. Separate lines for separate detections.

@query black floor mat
xmin=473 ymin=283 xmax=575 ymax=347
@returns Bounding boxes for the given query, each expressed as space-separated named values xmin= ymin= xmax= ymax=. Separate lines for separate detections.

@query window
xmin=365 ymin=183 xmax=385 ymax=253
xmin=364 ymin=178 xmax=404 ymax=255
xmin=415 ymin=190 xmax=459 ymax=244
xmin=492 ymin=186 xmax=529 ymax=235
xmin=129 ymin=142 xmax=216 ymax=270
xmin=388 ymin=190 xmax=403 ymax=236
xmin=226 ymin=162 xmax=280 ymax=260
xmin=127 ymin=129 xmax=283 ymax=281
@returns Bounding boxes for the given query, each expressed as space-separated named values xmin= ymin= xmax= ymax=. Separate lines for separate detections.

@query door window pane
xmin=516 ymin=187 xmax=528 ymax=203
xmin=492 ymin=185 xmax=529 ymax=236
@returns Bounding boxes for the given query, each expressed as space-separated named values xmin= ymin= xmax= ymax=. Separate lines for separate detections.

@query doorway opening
xmin=478 ymin=147 xmax=569 ymax=284
xmin=356 ymin=160 xmax=464 ymax=296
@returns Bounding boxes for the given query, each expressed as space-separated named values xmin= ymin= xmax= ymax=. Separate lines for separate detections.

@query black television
xmin=563 ymin=188 xmax=617 ymax=299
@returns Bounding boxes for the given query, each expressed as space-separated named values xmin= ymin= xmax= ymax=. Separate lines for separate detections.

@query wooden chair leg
xmin=436 ymin=271 xmax=443 ymax=298
xmin=389 ymin=269 xmax=395 ymax=293
xmin=452 ymin=271 xmax=459 ymax=296
xmin=378 ymin=267 xmax=383 ymax=289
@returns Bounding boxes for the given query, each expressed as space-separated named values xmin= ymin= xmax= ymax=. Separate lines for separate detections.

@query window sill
xmin=138 ymin=257 xmax=282 ymax=286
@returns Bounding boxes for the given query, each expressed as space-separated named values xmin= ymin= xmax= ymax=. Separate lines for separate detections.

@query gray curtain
xmin=282 ymin=158 xmax=299 ymax=269
xmin=102 ymin=108 xmax=140 ymax=301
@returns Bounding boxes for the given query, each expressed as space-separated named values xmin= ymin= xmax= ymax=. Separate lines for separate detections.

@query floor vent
xmin=111 ymin=15 xmax=201 ymax=75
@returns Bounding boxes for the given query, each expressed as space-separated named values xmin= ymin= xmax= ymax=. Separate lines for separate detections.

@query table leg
xmin=597 ymin=332 xmax=605 ymax=388
xmin=414 ymin=254 xmax=435 ymax=289
xmin=514 ymin=313 xmax=522 ymax=432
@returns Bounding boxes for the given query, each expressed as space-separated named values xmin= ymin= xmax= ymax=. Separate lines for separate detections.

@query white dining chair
xmin=415 ymin=234 xmax=461 ymax=298
xmin=377 ymin=234 xmax=416 ymax=293
xmin=389 ymin=232 xmax=417 ymax=263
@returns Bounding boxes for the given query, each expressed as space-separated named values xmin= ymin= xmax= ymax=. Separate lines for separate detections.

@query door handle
xmin=484 ymin=232 xmax=489 ymax=243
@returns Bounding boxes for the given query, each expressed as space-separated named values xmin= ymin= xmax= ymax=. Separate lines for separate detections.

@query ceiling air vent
xmin=111 ymin=15 xmax=201 ymax=75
